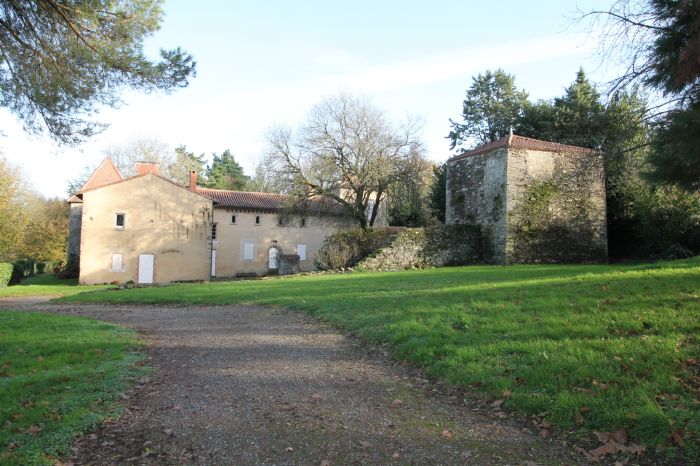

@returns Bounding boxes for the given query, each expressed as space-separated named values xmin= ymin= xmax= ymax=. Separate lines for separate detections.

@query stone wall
xmin=446 ymin=145 xmax=607 ymax=264
xmin=278 ymin=254 xmax=301 ymax=275
xmin=505 ymin=149 xmax=607 ymax=263
xmin=357 ymin=225 xmax=483 ymax=272
xmin=445 ymin=149 xmax=507 ymax=263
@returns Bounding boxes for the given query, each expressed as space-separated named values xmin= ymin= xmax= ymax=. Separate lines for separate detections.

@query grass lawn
xmin=0 ymin=311 xmax=145 ymax=465
xmin=0 ymin=274 xmax=109 ymax=298
xmin=60 ymin=258 xmax=700 ymax=454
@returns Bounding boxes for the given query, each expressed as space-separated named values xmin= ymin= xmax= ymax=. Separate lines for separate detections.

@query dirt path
xmin=8 ymin=301 xmax=582 ymax=465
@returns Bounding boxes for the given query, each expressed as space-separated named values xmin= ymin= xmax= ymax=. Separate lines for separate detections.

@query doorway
xmin=138 ymin=254 xmax=154 ymax=284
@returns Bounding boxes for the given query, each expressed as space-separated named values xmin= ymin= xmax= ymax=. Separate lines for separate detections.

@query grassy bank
xmin=0 ymin=274 xmax=109 ymax=298
xmin=60 ymin=259 xmax=700 ymax=454
xmin=0 ymin=311 xmax=144 ymax=465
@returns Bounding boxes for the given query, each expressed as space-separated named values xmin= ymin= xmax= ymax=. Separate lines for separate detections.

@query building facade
xmin=446 ymin=134 xmax=607 ymax=264
xmin=69 ymin=160 xmax=356 ymax=284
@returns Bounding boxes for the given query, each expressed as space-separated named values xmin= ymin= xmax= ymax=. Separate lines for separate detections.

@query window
xmin=297 ymin=244 xmax=307 ymax=261
xmin=255 ymin=215 xmax=261 ymax=225
xmin=212 ymin=223 xmax=218 ymax=241
xmin=114 ymin=213 xmax=125 ymax=229
xmin=242 ymin=241 xmax=255 ymax=261
xmin=111 ymin=254 xmax=123 ymax=272
xmin=230 ymin=213 xmax=237 ymax=224
xmin=301 ymin=217 xmax=306 ymax=227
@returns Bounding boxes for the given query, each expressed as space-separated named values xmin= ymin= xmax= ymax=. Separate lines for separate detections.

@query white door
xmin=268 ymin=248 xmax=278 ymax=269
xmin=138 ymin=254 xmax=154 ymax=284
xmin=211 ymin=250 xmax=216 ymax=277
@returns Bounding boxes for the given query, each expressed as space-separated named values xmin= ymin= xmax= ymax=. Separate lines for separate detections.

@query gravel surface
xmin=2 ymin=299 xmax=583 ymax=465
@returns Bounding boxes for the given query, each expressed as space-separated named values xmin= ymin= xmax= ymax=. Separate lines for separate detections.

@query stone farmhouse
xmin=67 ymin=159 xmax=360 ymax=284
xmin=446 ymin=133 xmax=607 ymax=264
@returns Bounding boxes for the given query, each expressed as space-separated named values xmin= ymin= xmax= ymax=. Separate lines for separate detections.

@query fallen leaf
xmin=25 ymin=425 xmax=43 ymax=434
xmin=7 ymin=442 xmax=17 ymax=450
xmin=390 ymin=399 xmax=403 ymax=407
xmin=37 ymin=356 xmax=44 ymax=362
xmin=392 ymin=452 xmax=400 ymax=459
xmin=502 ymin=388 xmax=512 ymax=398
xmin=441 ymin=429 xmax=453 ymax=439
xmin=669 ymin=429 xmax=686 ymax=446
xmin=612 ymin=429 xmax=628 ymax=445
xmin=491 ymin=399 xmax=504 ymax=408
xmin=625 ymin=443 xmax=645 ymax=455
xmin=589 ymin=440 xmax=622 ymax=458
xmin=311 ymin=393 xmax=322 ymax=401
xmin=285 ymin=446 xmax=294 ymax=452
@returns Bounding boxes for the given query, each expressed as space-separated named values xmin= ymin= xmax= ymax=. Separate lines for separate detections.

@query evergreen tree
xmin=448 ymin=69 xmax=529 ymax=148
xmin=205 ymin=150 xmax=251 ymax=190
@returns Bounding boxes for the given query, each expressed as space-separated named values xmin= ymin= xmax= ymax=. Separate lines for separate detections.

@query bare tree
xmin=264 ymin=93 xmax=426 ymax=229
xmin=103 ymin=136 xmax=173 ymax=178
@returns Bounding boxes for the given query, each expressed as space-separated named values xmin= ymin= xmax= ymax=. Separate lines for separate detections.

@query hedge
xmin=0 ymin=262 xmax=12 ymax=287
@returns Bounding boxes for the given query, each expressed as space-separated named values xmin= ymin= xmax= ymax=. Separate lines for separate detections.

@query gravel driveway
xmin=4 ymin=300 xmax=581 ymax=465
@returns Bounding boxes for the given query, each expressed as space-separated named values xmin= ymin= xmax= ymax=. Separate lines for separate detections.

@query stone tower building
xmin=445 ymin=134 xmax=607 ymax=264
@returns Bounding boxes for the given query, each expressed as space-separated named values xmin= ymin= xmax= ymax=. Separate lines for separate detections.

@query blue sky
xmin=0 ymin=0 xmax=616 ymax=197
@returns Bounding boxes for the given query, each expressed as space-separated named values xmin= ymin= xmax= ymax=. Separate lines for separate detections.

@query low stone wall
xmin=278 ymin=254 xmax=301 ymax=275
xmin=357 ymin=225 xmax=483 ymax=272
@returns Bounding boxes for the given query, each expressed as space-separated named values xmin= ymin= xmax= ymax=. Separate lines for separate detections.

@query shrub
xmin=315 ymin=227 xmax=395 ymax=270
xmin=54 ymin=259 xmax=79 ymax=279
xmin=0 ymin=262 xmax=12 ymax=287
xmin=10 ymin=260 xmax=31 ymax=284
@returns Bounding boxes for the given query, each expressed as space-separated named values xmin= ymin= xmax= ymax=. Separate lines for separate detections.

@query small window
xmin=242 ymin=241 xmax=255 ymax=261
xmin=115 ymin=213 xmax=125 ymax=229
xmin=230 ymin=214 xmax=237 ymax=224
xmin=297 ymin=244 xmax=307 ymax=261
xmin=111 ymin=254 xmax=123 ymax=272
xmin=255 ymin=215 xmax=261 ymax=225
xmin=301 ymin=217 xmax=306 ymax=227
xmin=212 ymin=223 xmax=218 ymax=241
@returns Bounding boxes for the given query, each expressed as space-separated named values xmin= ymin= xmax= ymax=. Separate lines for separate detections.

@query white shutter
xmin=297 ymin=244 xmax=307 ymax=261
xmin=243 ymin=241 xmax=255 ymax=261
xmin=111 ymin=254 xmax=122 ymax=272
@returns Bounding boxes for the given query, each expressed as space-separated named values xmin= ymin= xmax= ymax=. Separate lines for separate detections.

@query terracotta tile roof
xmin=66 ymin=195 xmax=82 ymax=203
xmin=196 ymin=188 xmax=288 ymax=210
xmin=448 ymin=135 xmax=600 ymax=163
xmin=79 ymin=158 xmax=123 ymax=192
xmin=196 ymin=187 xmax=349 ymax=215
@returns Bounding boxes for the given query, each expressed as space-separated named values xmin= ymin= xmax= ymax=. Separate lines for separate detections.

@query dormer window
xmin=115 ymin=213 xmax=125 ymax=229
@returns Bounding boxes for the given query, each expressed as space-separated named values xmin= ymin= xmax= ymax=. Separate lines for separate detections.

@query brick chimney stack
xmin=135 ymin=161 xmax=160 ymax=176
xmin=189 ymin=170 xmax=197 ymax=191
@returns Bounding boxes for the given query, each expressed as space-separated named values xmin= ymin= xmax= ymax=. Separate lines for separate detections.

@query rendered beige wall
xmin=211 ymin=209 xmax=350 ymax=277
xmin=79 ymin=174 xmax=213 ymax=284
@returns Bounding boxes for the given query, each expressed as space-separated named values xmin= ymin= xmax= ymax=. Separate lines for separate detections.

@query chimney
xmin=135 ymin=161 xmax=160 ymax=176
xmin=189 ymin=170 xmax=198 ymax=191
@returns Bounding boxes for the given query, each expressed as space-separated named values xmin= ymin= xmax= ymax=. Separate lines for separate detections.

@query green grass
xmin=0 ymin=274 xmax=109 ymax=298
xmin=59 ymin=259 xmax=700 ymax=453
xmin=0 ymin=311 xmax=145 ymax=465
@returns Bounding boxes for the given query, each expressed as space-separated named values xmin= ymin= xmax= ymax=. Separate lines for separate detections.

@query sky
xmin=0 ymin=0 xmax=619 ymax=198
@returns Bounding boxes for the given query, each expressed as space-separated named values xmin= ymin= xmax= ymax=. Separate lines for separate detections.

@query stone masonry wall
xmin=356 ymin=225 xmax=483 ymax=272
xmin=446 ymin=148 xmax=507 ymax=263
xmin=505 ymin=149 xmax=607 ymax=263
